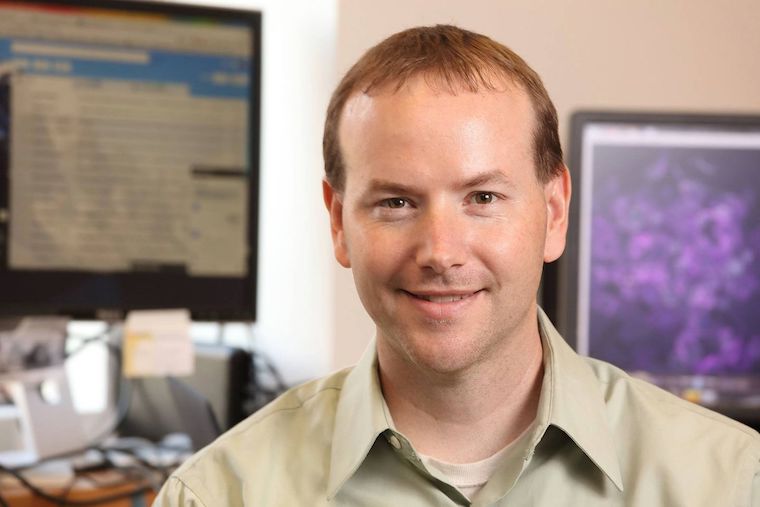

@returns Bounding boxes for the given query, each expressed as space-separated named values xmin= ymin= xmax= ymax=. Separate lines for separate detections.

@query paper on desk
xmin=123 ymin=309 xmax=194 ymax=377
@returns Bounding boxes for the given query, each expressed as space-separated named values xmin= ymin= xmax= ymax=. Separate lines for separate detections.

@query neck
xmin=377 ymin=315 xmax=544 ymax=464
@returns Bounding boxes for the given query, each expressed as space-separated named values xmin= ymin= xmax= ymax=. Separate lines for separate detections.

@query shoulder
xmin=154 ymin=367 xmax=352 ymax=505
xmin=586 ymin=356 xmax=760 ymax=444
xmin=585 ymin=357 xmax=760 ymax=499
xmin=589 ymin=357 xmax=754 ymax=429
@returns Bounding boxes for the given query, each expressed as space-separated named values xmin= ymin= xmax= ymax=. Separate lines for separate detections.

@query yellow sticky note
xmin=123 ymin=310 xmax=193 ymax=378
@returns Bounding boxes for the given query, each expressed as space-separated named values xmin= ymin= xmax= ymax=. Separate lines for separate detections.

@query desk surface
xmin=2 ymin=470 xmax=158 ymax=506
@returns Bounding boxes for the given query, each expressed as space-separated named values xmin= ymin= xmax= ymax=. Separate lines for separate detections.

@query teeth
xmin=419 ymin=294 xmax=468 ymax=303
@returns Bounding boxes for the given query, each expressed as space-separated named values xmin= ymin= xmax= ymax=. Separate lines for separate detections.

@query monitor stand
xmin=0 ymin=366 xmax=89 ymax=466
xmin=0 ymin=317 xmax=89 ymax=467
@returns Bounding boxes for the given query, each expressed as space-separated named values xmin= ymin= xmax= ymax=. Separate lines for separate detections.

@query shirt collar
xmin=536 ymin=308 xmax=624 ymax=491
xmin=327 ymin=338 xmax=390 ymax=499
xmin=327 ymin=309 xmax=625 ymax=498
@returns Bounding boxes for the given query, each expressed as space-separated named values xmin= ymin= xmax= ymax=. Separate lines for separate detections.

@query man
xmin=155 ymin=25 xmax=760 ymax=506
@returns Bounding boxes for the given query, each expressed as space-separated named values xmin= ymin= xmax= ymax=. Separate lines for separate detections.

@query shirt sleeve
xmin=152 ymin=476 xmax=207 ymax=507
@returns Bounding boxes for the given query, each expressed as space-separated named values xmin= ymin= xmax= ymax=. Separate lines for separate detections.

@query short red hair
xmin=323 ymin=24 xmax=564 ymax=191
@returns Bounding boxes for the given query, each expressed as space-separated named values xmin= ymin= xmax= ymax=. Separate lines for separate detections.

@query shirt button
xmin=389 ymin=435 xmax=402 ymax=449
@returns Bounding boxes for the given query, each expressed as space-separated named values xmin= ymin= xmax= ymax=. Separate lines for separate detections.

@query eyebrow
xmin=364 ymin=170 xmax=514 ymax=196
xmin=364 ymin=179 xmax=418 ymax=196
xmin=458 ymin=170 xmax=515 ymax=191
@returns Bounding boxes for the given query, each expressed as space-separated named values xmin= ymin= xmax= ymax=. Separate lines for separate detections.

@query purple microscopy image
xmin=588 ymin=145 xmax=760 ymax=375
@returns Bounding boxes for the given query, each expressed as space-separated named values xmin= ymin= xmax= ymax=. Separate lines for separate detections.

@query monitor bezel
xmin=0 ymin=0 xmax=262 ymax=321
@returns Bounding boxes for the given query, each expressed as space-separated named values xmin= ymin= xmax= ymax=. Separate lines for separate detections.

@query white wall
xmin=331 ymin=0 xmax=760 ymax=369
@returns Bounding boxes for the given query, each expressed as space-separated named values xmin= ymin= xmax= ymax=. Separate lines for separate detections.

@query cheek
xmin=344 ymin=223 xmax=403 ymax=285
xmin=480 ymin=214 xmax=547 ymax=279
xmin=364 ymin=242 xmax=405 ymax=279
xmin=346 ymin=233 xmax=408 ymax=325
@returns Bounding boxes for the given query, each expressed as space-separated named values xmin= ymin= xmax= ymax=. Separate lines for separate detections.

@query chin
xmin=398 ymin=329 xmax=488 ymax=376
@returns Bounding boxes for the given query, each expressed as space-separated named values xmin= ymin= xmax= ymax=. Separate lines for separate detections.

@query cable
xmin=64 ymin=328 xmax=111 ymax=359
xmin=0 ymin=325 xmax=186 ymax=503
xmin=244 ymin=350 xmax=290 ymax=414
xmin=82 ymin=347 xmax=134 ymax=446
xmin=67 ymin=325 xmax=134 ymax=448
xmin=0 ymin=464 xmax=155 ymax=506
xmin=84 ymin=325 xmax=133 ymax=440
xmin=251 ymin=350 xmax=288 ymax=392
xmin=97 ymin=445 xmax=181 ymax=474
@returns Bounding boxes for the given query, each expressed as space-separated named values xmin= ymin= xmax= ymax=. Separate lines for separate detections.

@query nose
xmin=414 ymin=206 xmax=467 ymax=274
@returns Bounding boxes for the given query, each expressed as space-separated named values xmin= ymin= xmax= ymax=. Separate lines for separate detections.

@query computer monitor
xmin=545 ymin=111 xmax=760 ymax=421
xmin=0 ymin=0 xmax=261 ymax=321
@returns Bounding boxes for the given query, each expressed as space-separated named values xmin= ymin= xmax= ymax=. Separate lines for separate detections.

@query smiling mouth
xmin=403 ymin=290 xmax=481 ymax=303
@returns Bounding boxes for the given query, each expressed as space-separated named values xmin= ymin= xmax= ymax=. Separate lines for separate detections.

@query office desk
xmin=2 ymin=470 xmax=158 ymax=506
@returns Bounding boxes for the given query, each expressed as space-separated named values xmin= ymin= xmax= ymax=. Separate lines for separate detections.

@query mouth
xmin=402 ymin=290 xmax=483 ymax=302
xmin=400 ymin=289 xmax=484 ymax=320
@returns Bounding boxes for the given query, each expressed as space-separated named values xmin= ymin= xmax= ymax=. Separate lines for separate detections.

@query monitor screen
xmin=0 ymin=0 xmax=261 ymax=320
xmin=546 ymin=111 xmax=760 ymax=414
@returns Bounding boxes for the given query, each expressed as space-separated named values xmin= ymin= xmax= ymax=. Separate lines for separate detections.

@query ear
xmin=322 ymin=179 xmax=351 ymax=268
xmin=543 ymin=165 xmax=572 ymax=263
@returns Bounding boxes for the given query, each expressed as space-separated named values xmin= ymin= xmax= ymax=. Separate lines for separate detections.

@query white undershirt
xmin=418 ymin=422 xmax=535 ymax=500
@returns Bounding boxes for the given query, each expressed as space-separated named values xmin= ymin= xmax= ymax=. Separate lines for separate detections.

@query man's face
xmin=325 ymin=77 xmax=570 ymax=375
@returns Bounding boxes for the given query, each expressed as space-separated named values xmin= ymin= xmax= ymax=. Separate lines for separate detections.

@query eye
xmin=381 ymin=197 xmax=407 ymax=209
xmin=470 ymin=192 xmax=495 ymax=205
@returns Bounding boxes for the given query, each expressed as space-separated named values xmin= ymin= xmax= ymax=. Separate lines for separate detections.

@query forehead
xmin=343 ymin=76 xmax=533 ymax=129
xmin=337 ymin=78 xmax=536 ymax=187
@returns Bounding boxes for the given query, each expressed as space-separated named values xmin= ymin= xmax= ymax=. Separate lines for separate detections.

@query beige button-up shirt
xmin=154 ymin=311 xmax=760 ymax=506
